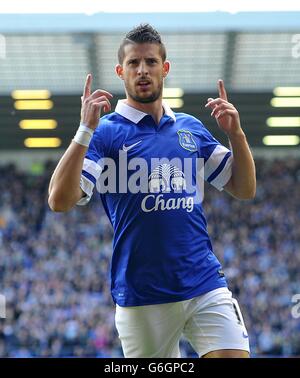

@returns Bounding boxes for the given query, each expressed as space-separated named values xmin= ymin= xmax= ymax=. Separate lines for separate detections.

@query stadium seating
xmin=0 ymin=158 xmax=299 ymax=357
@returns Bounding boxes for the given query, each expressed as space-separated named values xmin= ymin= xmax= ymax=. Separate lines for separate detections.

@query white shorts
xmin=115 ymin=287 xmax=250 ymax=358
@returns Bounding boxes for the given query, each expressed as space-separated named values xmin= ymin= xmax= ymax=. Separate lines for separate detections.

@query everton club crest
xmin=177 ymin=130 xmax=197 ymax=152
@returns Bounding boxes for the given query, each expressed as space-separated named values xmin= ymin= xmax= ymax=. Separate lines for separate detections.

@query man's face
xmin=116 ymin=43 xmax=170 ymax=104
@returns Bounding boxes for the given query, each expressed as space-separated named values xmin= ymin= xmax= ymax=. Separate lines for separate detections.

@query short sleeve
xmin=200 ymin=124 xmax=233 ymax=191
xmin=76 ymin=129 xmax=105 ymax=206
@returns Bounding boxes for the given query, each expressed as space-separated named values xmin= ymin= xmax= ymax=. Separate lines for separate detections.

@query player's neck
xmin=125 ymin=97 xmax=164 ymax=125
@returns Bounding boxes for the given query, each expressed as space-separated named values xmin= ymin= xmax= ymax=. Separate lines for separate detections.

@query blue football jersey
xmin=77 ymin=100 xmax=233 ymax=306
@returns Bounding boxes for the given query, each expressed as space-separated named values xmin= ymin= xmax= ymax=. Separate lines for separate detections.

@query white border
xmin=1 ymin=0 xmax=300 ymax=15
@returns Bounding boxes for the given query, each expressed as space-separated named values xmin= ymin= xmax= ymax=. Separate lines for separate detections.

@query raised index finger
xmin=83 ymin=73 xmax=92 ymax=100
xmin=218 ymin=79 xmax=228 ymax=101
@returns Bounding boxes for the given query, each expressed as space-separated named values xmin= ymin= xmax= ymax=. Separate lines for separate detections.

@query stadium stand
xmin=0 ymin=158 xmax=299 ymax=357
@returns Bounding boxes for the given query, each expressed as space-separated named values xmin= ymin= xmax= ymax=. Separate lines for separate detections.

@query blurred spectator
xmin=0 ymin=158 xmax=299 ymax=357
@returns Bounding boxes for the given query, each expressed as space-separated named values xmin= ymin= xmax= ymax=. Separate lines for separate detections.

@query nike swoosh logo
xmin=122 ymin=140 xmax=142 ymax=152
xmin=242 ymin=332 xmax=249 ymax=339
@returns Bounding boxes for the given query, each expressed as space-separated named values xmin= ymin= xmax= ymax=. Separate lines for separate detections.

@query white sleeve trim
xmin=210 ymin=154 xmax=233 ymax=191
xmin=204 ymin=144 xmax=231 ymax=180
xmin=83 ymin=158 xmax=103 ymax=180
xmin=76 ymin=175 xmax=95 ymax=206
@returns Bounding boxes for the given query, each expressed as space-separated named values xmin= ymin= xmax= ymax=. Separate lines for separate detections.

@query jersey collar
xmin=115 ymin=100 xmax=176 ymax=124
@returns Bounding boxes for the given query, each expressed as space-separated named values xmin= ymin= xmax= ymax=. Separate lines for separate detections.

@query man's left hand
xmin=205 ymin=79 xmax=244 ymax=137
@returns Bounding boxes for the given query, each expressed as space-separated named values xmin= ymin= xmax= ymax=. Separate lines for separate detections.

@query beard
xmin=125 ymin=80 xmax=163 ymax=104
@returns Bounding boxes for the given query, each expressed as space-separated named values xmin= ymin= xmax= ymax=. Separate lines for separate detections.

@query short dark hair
xmin=118 ymin=23 xmax=166 ymax=64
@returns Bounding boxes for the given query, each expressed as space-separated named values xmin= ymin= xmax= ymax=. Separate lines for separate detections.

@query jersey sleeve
xmin=200 ymin=124 xmax=233 ymax=191
xmin=76 ymin=129 xmax=105 ymax=206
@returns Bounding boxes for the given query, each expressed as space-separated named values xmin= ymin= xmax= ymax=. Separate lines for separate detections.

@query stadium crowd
xmin=0 ymin=157 xmax=299 ymax=357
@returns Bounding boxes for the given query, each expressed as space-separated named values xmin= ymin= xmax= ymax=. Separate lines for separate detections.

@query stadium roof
xmin=0 ymin=12 xmax=299 ymax=33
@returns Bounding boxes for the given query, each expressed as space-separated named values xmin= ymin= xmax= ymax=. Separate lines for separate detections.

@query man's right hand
xmin=80 ymin=73 xmax=113 ymax=130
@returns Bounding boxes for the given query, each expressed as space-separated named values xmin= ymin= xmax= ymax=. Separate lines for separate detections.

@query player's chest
xmin=111 ymin=128 xmax=199 ymax=162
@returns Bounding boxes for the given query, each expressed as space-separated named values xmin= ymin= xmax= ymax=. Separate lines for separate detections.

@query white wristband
xmin=73 ymin=123 xmax=94 ymax=147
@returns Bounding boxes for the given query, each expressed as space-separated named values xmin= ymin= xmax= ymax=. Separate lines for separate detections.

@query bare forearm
xmin=48 ymin=75 xmax=113 ymax=212
xmin=48 ymin=141 xmax=87 ymax=212
xmin=227 ymin=131 xmax=256 ymax=199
